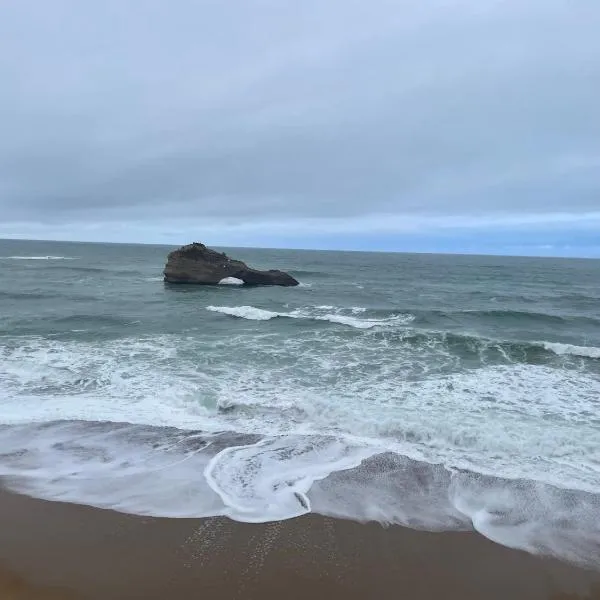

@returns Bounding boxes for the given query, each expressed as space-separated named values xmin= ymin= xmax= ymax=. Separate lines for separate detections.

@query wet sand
xmin=0 ymin=488 xmax=598 ymax=600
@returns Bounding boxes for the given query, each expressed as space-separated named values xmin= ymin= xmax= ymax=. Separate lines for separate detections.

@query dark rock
xmin=163 ymin=243 xmax=299 ymax=286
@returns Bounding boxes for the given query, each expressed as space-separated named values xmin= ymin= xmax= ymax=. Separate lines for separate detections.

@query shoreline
xmin=0 ymin=488 xmax=599 ymax=600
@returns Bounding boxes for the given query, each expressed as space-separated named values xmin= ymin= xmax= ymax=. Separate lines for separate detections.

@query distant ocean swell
xmin=4 ymin=303 xmax=600 ymax=361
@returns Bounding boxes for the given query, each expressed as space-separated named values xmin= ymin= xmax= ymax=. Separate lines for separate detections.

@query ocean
xmin=1 ymin=238 xmax=599 ymax=567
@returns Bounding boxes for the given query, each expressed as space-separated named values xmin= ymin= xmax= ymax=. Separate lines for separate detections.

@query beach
xmin=3 ymin=0 xmax=600 ymax=595
xmin=0 ymin=488 xmax=598 ymax=600
xmin=1 ymin=242 xmax=600 ymax=598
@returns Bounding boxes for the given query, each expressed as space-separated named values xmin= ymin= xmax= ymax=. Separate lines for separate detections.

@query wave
xmin=203 ymin=305 xmax=600 ymax=354
xmin=540 ymin=341 xmax=600 ymax=359
xmin=0 ymin=421 xmax=598 ymax=567
xmin=381 ymin=329 xmax=600 ymax=364
xmin=0 ymin=255 xmax=76 ymax=260
xmin=419 ymin=308 xmax=599 ymax=327
xmin=208 ymin=306 xmax=277 ymax=321
xmin=206 ymin=305 xmax=415 ymax=329
xmin=1 ymin=329 xmax=599 ymax=566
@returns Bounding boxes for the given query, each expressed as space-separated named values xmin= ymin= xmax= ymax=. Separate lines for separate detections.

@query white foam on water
xmin=314 ymin=313 xmax=373 ymax=328
xmin=0 ymin=333 xmax=599 ymax=565
xmin=207 ymin=305 xmax=278 ymax=320
xmin=0 ymin=336 xmax=218 ymax=430
xmin=448 ymin=475 xmax=600 ymax=566
xmin=206 ymin=305 xmax=414 ymax=329
xmin=307 ymin=453 xmax=469 ymax=530
xmin=308 ymin=454 xmax=600 ymax=566
xmin=368 ymin=364 xmax=600 ymax=493
xmin=541 ymin=341 xmax=600 ymax=359
xmin=0 ymin=422 xmax=226 ymax=517
xmin=218 ymin=277 xmax=244 ymax=285
xmin=0 ymin=256 xmax=76 ymax=260
xmin=205 ymin=436 xmax=376 ymax=522
xmin=1 ymin=335 xmax=599 ymax=491
xmin=316 ymin=313 xmax=411 ymax=329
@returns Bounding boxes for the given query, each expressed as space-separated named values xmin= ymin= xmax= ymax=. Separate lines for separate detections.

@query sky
xmin=0 ymin=0 xmax=599 ymax=256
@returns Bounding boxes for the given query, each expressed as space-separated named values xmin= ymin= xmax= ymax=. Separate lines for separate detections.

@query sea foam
xmin=207 ymin=305 xmax=278 ymax=320
xmin=206 ymin=305 xmax=414 ymax=329
xmin=541 ymin=341 xmax=600 ymax=359
xmin=218 ymin=277 xmax=244 ymax=285
xmin=1 ymin=321 xmax=599 ymax=566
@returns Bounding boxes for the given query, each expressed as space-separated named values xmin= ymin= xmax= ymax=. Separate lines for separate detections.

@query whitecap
xmin=218 ymin=277 xmax=245 ymax=285
xmin=540 ymin=341 xmax=600 ymax=359
xmin=205 ymin=305 xmax=414 ymax=329
xmin=206 ymin=305 xmax=279 ymax=320
xmin=315 ymin=312 xmax=413 ymax=329
xmin=204 ymin=436 xmax=375 ymax=522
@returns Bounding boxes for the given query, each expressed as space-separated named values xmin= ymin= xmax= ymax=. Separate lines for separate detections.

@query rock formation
xmin=163 ymin=243 xmax=299 ymax=286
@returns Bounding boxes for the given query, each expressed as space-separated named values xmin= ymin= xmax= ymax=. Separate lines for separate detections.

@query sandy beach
xmin=0 ymin=488 xmax=597 ymax=600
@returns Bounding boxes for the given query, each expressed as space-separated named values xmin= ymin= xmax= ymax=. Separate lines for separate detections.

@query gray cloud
xmin=0 ymin=0 xmax=599 ymax=242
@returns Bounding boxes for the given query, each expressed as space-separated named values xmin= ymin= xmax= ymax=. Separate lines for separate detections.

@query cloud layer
xmin=1 ymin=0 xmax=599 ymax=252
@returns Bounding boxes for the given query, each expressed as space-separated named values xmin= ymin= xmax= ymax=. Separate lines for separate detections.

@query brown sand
xmin=0 ymin=488 xmax=598 ymax=600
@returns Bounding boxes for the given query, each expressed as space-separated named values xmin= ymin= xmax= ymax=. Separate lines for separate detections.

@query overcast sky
xmin=1 ymin=0 xmax=599 ymax=255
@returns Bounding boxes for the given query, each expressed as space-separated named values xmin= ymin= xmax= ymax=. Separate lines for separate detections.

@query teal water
xmin=1 ymin=239 xmax=599 ymax=565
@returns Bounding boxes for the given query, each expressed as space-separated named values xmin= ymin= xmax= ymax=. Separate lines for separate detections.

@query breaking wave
xmin=0 ymin=420 xmax=598 ymax=567
xmin=2 ymin=236 xmax=600 ymax=572
xmin=0 ymin=327 xmax=599 ymax=567
xmin=206 ymin=305 xmax=415 ymax=329
xmin=378 ymin=329 xmax=600 ymax=365
xmin=540 ymin=341 xmax=600 ymax=359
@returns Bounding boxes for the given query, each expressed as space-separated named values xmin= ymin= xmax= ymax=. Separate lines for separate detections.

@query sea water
xmin=0 ymin=239 xmax=599 ymax=566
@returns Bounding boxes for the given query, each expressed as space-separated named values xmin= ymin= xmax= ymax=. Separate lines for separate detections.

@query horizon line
xmin=0 ymin=236 xmax=598 ymax=261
